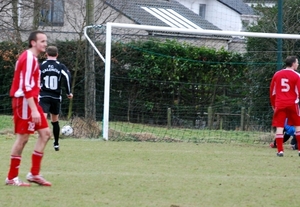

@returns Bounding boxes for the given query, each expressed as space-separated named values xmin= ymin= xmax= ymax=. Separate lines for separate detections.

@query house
xmin=0 ymin=1 xmax=221 ymax=39
xmin=104 ymin=0 xmax=244 ymax=51
xmin=105 ymin=0 xmax=221 ymax=30
xmin=0 ymin=0 xmax=250 ymax=52
xmin=175 ymin=0 xmax=257 ymax=32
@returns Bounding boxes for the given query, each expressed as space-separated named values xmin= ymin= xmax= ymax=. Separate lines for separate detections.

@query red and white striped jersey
xmin=270 ymin=68 xmax=300 ymax=108
xmin=10 ymin=50 xmax=41 ymax=99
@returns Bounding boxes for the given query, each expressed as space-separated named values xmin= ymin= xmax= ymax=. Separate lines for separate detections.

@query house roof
xmin=105 ymin=0 xmax=221 ymax=30
xmin=218 ymin=0 xmax=255 ymax=15
xmin=243 ymin=0 xmax=276 ymax=3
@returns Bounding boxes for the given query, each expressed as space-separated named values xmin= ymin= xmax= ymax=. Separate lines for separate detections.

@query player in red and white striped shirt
xmin=270 ymin=56 xmax=300 ymax=157
xmin=5 ymin=31 xmax=52 ymax=186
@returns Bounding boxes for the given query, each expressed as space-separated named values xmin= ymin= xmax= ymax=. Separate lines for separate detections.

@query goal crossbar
xmin=85 ymin=22 xmax=300 ymax=140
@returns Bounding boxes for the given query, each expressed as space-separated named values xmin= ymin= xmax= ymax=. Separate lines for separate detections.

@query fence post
xmin=167 ymin=108 xmax=171 ymax=129
xmin=219 ymin=114 xmax=223 ymax=130
xmin=241 ymin=107 xmax=245 ymax=131
xmin=208 ymin=106 xmax=213 ymax=129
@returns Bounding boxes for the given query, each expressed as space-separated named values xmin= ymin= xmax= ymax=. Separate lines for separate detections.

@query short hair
xmin=285 ymin=56 xmax=298 ymax=67
xmin=28 ymin=31 xmax=46 ymax=48
xmin=46 ymin=46 xmax=58 ymax=57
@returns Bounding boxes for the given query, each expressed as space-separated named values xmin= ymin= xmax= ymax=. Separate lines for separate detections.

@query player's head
xmin=28 ymin=31 xmax=47 ymax=48
xmin=28 ymin=31 xmax=47 ymax=54
xmin=46 ymin=46 xmax=58 ymax=57
xmin=285 ymin=56 xmax=299 ymax=70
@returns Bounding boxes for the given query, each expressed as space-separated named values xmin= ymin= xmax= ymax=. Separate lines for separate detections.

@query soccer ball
xmin=61 ymin=125 xmax=73 ymax=136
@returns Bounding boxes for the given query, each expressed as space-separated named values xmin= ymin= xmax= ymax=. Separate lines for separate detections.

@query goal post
xmin=84 ymin=22 xmax=300 ymax=140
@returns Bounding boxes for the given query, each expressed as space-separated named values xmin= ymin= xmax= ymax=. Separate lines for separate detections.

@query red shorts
xmin=12 ymin=97 xmax=48 ymax=134
xmin=272 ymin=104 xmax=300 ymax=127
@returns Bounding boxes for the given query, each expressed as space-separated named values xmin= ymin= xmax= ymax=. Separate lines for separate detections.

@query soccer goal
xmin=84 ymin=22 xmax=300 ymax=141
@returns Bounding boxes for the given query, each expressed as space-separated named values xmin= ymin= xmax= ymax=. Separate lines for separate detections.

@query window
xmin=40 ymin=0 xmax=64 ymax=26
xmin=241 ymin=19 xmax=250 ymax=32
xmin=199 ymin=4 xmax=206 ymax=19
xmin=141 ymin=7 xmax=202 ymax=29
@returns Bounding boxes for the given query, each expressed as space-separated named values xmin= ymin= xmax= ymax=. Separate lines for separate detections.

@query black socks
xmin=51 ymin=121 xmax=60 ymax=145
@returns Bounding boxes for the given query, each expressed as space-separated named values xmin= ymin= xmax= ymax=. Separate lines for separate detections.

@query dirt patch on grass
xmin=258 ymin=132 xmax=274 ymax=143
xmin=108 ymin=131 xmax=182 ymax=142
xmin=70 ymin=116 xmax=101 ymax=138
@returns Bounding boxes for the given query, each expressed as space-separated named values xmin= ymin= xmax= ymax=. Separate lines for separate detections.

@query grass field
xmin=0 ymin=137 xmax=299 ymax=207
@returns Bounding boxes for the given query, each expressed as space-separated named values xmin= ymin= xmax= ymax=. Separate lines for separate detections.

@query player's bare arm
xmin=27 ymin=97 xmax=41 ymax=125
xmin=67 ymin=93 xmax=73 ymax=99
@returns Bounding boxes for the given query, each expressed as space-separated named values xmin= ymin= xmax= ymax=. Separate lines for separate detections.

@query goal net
xmin=84 ymin=22 xmax=300 ymax=143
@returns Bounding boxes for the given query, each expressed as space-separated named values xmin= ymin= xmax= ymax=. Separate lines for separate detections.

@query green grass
xmin=109 ymin=121 xmax=273 ymax=143
xmin=0 ymin=115 xmax=14 ymax=131
xmin=1 ymin=115 xmax=297 ymax=207
xmin=0 ymin=138 xmax=299 ymax=207
xmin=1 ymin=115 xmax=273 ymax=143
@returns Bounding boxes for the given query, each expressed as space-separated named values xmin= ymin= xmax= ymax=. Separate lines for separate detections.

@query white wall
xmin=175 ymin=0 xmax=243 ymax=31
xmin=0 ymin=0 xmax=136 ymax=42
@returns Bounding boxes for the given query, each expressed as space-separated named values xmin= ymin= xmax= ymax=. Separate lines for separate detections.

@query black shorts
xmin=39 ymin=97 xmax=61 ymax=115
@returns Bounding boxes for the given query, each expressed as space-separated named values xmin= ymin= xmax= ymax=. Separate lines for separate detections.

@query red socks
xmin=296 ymin=131 xmax=300 ymax=151
xmin=31 ymin=151 xmax=43 ymax=176
xmin=275 ymin=134 xmax=284 ymax=152
xmin=8 ymin=151 xmax=44 ymax=179
xmin=7 ymin=155 xmax=21 ymax=180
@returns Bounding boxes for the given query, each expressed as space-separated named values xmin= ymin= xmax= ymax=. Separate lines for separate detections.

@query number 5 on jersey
xmin=281 ymin=78 xmax=290 ymax=92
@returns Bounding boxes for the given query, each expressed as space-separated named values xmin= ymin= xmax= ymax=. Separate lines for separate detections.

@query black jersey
xmin=39 ymin=60 xmax=72 ymax=100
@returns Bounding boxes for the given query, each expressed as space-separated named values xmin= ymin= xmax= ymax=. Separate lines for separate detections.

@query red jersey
xmin=270 ymin=68 xmax=300 ymax=108
xmin=10 ymin=50 xmax=41 ymax=99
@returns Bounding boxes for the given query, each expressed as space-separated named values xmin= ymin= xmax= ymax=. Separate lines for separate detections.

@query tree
xmin=109 ymin=39 xmax=248 ymax=126
xmin=0 ymin=0 xmax=126 ymax=123
xmin=246 ymin=0 xmax=300 ymax=127
xmin=63 ymin=0 xmax=124 ymax=120
xmin=85 ymin=0 xmax=96 ymax=120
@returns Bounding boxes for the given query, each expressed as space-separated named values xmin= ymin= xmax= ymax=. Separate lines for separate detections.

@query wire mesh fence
xmin=1 ymin=18 xmax=298 ymax=143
